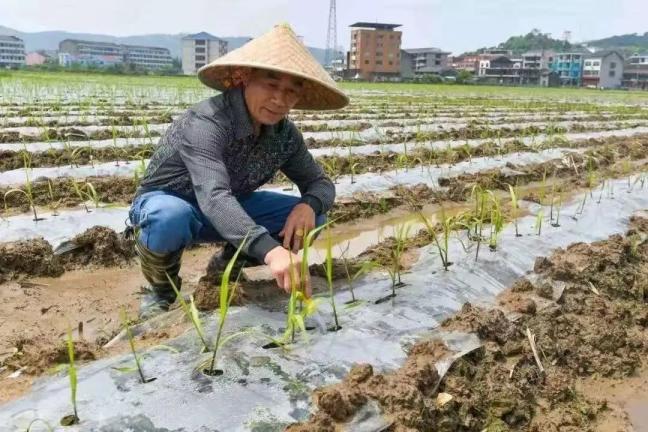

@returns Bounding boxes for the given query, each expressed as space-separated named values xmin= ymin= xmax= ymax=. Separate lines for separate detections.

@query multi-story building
xmin=400 ymin=47 xmax=450 ymax=79
xmin=551 ymin=49 xmax=588 ymax=86
xmin=0 ymin=35 xmax=26 ymax=68
xmin=181 ymin=32 xmax=228 ymax=75
xmin=58 ymin=39 xmax=173 ymax=69
xmin=347 ymin=22 xmax=402 ymax=81
xmin=623 ymin=52 xmax=648 ymax=90
xmin=477 ymin=55 xmax=523 ymax=84
xmin=582 ymin=50 xmax=624 ymax=88
xmin=519 ymin=50 xmax=555 ymax=85
xmin=451 ymin=54 xmax=481 ymax=73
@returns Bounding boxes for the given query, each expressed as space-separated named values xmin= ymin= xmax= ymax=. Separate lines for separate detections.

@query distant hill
xmin=470 ymin=29 xmax=572 ymax=55
xmin=0 ymin=25 xmax=327 ymax=64
xmin=585 ymin=32 xmax=648 ymax=54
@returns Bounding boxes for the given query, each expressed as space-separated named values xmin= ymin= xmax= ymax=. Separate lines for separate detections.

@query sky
xmin=2 ymin=0 xmax=646 ymax=54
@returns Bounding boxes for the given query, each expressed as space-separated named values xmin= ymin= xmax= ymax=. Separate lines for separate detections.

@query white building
xmin=0 ymin=35 xmax=26 ymax=68
xmin=582 ymin=50 xmax=624 ymax=89
xmin=182 ymin=32 xmax=228 ymax=75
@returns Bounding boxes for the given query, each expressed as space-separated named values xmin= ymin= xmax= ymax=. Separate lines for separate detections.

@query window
xmin=610 ymin=62 xmax=616 ymax=69
xmin=389 ymin=35 xmax=394 ymax=39
xmin=195 ymin=47 xmax=205 ymax=53
xmin=195 ymin=40 xmax=205 ymax=46
xmin=593 ymin=61 xmax=600 ymax=66
xmin=585 ymin=61 xmax=591 ymax=66
xmin=609 ymin=70 xmax=615 ymax=77
xmin=364 ymin=60 xmax=369 ymax=65
xmin=388 ymin=61 xmax=393 ymax=65
xmin=435 ymin=60 xmax=441 ymax=65
xmin=375 ymin=60 xmax=383 ymax=65
xmin=195 ymin=62 xmax=204 ymax=69
xmin=195 ymin=55 xmax=205 ymax=61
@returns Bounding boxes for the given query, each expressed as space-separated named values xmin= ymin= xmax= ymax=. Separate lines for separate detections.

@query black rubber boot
xmin=135 ymin=241 xmax=183 ymax=319
xmin=204 ymin=243 xmax=261 ymax=284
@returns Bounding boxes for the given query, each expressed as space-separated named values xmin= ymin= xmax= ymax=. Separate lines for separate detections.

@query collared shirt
xmin=136 ymin=87 xmax=335 ymax=261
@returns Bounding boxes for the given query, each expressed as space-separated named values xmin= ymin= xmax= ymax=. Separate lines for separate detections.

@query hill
xmin=0 ymin=26 xmax=327 ymax=64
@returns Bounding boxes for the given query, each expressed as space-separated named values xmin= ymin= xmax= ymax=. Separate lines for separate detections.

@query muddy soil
xmin=289 ymin=217 xmax=648 ymax=431
xmin=0 ymin=226 xmax=134 ymax=282
xmin=0 ymin=243 xmax=219 ymax=403
xmin=0 ymin=126 xmax=162 ymax=144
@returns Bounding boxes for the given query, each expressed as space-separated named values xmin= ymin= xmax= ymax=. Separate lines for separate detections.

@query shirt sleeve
xmin=280 ymin=123 xmax=336 ymax=215
xmin=179 ymin=111 xmax=280 ymax=262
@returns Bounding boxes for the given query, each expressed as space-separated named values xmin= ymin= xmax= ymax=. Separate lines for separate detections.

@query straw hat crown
xmin=197 ymin=24 xmax=349 ymax=110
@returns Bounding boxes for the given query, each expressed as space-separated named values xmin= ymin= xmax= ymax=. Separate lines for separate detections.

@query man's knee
xmin=136 ymin=195 xmax=202 ymax=254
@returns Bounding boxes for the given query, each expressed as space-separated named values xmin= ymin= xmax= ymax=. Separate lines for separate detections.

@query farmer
xmin=128 ymin=24 xmax=348 ymax=318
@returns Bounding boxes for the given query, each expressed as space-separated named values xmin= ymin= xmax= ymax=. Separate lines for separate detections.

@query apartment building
xmin=0 ymin=35 xmax=26 ymax=68
xmin=477 ymin=55 xmax=523 ymax=84
xmin=519 ymin=50 xmax=555 ymax=84
xmin=181 ymin=32 xmax=228 ymax=75
xmin=58 ymin=39 xmax=172 ymax=69
xmin=582 ymin=50 xmax=624 ymax=88
xmin=551 ymin=49 xmax=588 ymax=86
xmin=347 ymin=22 xmax=402 ymax=81
xmin=451 ymin=54 xmax=481 ymax=72
xmin=401 ymin=47 xmax=450 ymax=79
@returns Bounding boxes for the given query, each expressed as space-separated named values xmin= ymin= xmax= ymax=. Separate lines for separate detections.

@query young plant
xmin=488 ymin=195 xmax=505 ymax=251
xmin=120 ymin=308 xmax=156 ymax=383
xmin=70 ymin=180 xmax=90 ymax=212
xmin=322 ymin=227 xmax=341 ymax=331
xmin=508 ymin=184 xmax=522 ymax=237
xmin=4 ymin=150 xmax=42 ymax=221
xmin=338 ymin=242 xmax=376 ymax=306
xmin=205 ymin=235 xmax=249 ymax=376
xmin=535 ymin=209 xmax=544 ymax=236
xmin=25 ymin=419 xmax=54 ymax=432
xmin=167 ymin=274 xmax=210 ymax=352
xmin=60 ymin=329 xmax=79 ymax=426
xmin=551 ymin=192 xmax=563 ymax=228
xmin=375 ymin=223 xmax=410 ymax=304
xmin=47 ymin=179 xmax=62 ymax=216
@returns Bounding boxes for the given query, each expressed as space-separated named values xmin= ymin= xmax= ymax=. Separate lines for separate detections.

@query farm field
xmin=1 ymin=70 xmax=648 ymax=431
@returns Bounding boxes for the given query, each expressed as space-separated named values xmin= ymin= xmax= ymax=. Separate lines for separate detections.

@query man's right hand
xmin=264 ymin=246 xmax=311 ymax=297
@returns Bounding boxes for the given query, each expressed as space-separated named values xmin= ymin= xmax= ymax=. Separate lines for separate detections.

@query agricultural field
xmin=1 ymin=70 xmax=648 ymax=431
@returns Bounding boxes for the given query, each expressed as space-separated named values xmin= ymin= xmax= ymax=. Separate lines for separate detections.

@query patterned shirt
xmin=137 ymin=87 xmax=335 ymax=261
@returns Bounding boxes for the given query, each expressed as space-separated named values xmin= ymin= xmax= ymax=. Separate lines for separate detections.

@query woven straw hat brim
xmin=197 ymin=25 xmax=349 ymax=111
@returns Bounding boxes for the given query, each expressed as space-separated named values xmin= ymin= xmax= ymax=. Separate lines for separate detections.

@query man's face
xmin=243 ymin=69 xmax=303 ymax=125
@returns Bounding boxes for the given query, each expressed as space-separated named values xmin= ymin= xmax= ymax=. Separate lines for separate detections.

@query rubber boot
xmin=203 ymin=243 xmax=261 ymax=284
xmin=135 ymin=241 xmax=183 ymax=319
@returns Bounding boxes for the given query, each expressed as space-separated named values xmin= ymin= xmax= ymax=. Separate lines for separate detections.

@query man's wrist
xmin=249 ymin=233 xmax=281 ymax=263
xmin=298 ymin=195 xmax=322 ymax=215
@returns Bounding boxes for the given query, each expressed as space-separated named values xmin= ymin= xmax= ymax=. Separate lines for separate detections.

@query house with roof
xmin=347 ymin=22 xmax=402 ymax=81
xmin=400 ymin=47 xmax=451 ymax=79
xmin=551 ymin=49 xmax=589 ymax=86
xmin=477 ymin=55 xmax=522 ymax=84
xmin=623 ymin=52 xmax=648 ymax=90
xmin=181 ymin=32 xmax=228 ymax=75
xmin=582 ymin=50 xmax=624 ymax=88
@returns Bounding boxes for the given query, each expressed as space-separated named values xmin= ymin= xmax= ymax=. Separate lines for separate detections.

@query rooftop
xmin=0 ymin=35 xmax=23 ymax=42
xmin=349 ymin=22 xmax=401 ymax=30
xmin=182 ymin=32 xmax=223 ymax=41
xmin=586 ymin=49 xmax=624 ymax=59
xmin=403 ymin=47 xmax=450 ymax=55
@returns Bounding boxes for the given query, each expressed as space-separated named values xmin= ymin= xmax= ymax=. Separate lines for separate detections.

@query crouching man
xmin=128 ymin=24 xmax=349 ymax=318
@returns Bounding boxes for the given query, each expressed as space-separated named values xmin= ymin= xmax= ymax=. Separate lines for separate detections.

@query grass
xmin=120 ymin=308 xmax=156 ymax=384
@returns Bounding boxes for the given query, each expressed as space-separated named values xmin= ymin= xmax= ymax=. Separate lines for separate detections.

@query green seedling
xmin=47 ymin=179 xmax=62 ymax=216
xmin=205 ymin=234 xmax=250 ymax=376
xmin=597 ymin=180 xmax=606 ymax=204
xmin=70 ymin=180 xmax=90 ymax=212
xmin=375 ymin=223 xmax=410 ymax=304
xmin=338 ymin=242 xmax=376 ymax=306
xmin=488 ymin=196 xmax=505 ymax=251
xmin=84 ymin=182 xmax=100 ymax=209
xmin=4 ymin=149 xmax=42 ymax=221
xmin=535 ymin=209 xmax=544 ymax=236
xmin=120 ymin=308 xmax=156 ymax=383
xmin=551 ymin=192 xmax=562 ymax=227
xmin=508 ymin=184 xmax=522 ymax=237
xmin=322 ymin=227 xmax=341 ymax=331
xmin=60 ymin=329 xmax=79 ymax=426
xmin=167 ymin=274 xmax=210 ymax=351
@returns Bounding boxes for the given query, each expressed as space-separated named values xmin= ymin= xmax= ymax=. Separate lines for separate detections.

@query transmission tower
xmin=324 ymin=0 xmax=337 ymax=67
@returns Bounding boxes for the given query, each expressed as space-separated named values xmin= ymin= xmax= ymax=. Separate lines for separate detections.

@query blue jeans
xmin=129 ymin=190 xmax=326 ymax=255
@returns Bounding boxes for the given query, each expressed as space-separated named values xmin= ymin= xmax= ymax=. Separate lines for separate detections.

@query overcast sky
xmin=2 ymin=0 xmax=646 ymax=54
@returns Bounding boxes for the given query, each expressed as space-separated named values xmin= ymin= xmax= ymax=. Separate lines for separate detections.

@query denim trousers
xmin=128 ymin=190 xmax=326 ymax=255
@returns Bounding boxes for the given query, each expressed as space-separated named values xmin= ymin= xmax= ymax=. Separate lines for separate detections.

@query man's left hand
xmin=279 ymin=203 xmax=316 ymax=253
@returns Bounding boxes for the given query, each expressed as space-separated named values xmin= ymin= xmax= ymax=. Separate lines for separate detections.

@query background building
xmin=181 ymin=32 xmax=228 ymax=75
xmin=58 ymin=39 xmax=172 ymax=69
xmin=477 ymin=55 xmax=523 ymax=84
xmin=400 ymin=47 xmax=450 ymax=79
xmin=551 ymin=49 xmax=587 ymax=86
xmin=623 ymin=52 xmax=648 ymax=90
xmin=519 ymin=50 xmax=555 ymax=84
xmin=0 ymin=35 xmax=26 ymax=68
xmin=582 ymin=50 xmax=624 ymax=88
xmin=347 ymin=22 xmax=402 ymax=81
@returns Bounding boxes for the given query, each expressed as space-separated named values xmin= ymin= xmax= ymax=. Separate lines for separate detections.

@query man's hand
xmin=279 ymin=203 xmax=316 ymax=253
xmin=264 ymin=246 xmax=311 ymax=297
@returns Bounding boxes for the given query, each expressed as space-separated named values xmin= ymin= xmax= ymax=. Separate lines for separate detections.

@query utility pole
xmin=324 ymin=0 xmax=337 ymax=68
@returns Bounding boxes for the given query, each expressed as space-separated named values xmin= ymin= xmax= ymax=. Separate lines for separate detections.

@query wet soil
xmin=288 ymin=217 xmax=648 ymax=431
xmin=0 ymin=227 xmax=134 ymax=282
xmin=0 ymin=244 xmax=219 ymax=403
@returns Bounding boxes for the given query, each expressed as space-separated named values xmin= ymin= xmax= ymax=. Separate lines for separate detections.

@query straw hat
xmin=197 ymin=24 xmax=349 ymax=111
